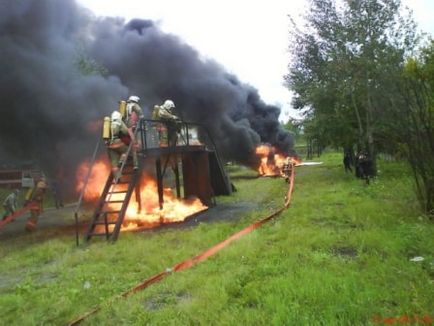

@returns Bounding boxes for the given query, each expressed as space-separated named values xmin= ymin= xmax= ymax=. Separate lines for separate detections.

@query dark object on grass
xmin=343 ymin=151 xmax=353 ymax=173
xmin=355 ymin=151 xmax=373 ymax=184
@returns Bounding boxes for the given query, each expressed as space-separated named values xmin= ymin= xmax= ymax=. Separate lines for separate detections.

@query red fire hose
xmin=0 ymin=202 xmax=40 ymax=230
xmin=68 ymin=164 xmax=296 ymax=325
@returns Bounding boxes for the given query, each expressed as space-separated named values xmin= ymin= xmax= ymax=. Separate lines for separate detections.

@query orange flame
xmin=254 ymin=144 xmax=302 ymax=176
xmin=255 ymin=144 xmax=286 ymax=176
xmin=76 ymin=159 xmax=111 ymax=200
xmin=75 ymin=159 xmax=207 ymax=231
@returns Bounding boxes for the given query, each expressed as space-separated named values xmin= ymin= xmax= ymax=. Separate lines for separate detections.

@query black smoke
xmin=0 ymin=0 xmax=127 ymax=181
xmin=0 ymin=0 xmax=294 ymax=185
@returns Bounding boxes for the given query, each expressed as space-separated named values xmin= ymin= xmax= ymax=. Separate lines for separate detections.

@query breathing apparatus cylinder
xmin=119 ymin=100 xmax=127 ymax=118
xmin=102 ymin=116 xmax=111 ymax=139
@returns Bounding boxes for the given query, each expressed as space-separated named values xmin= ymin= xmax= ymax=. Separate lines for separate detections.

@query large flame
xmin=255 ymin=144 xmax=302 ymax=176
xmin=76 ymin=159 xmax=111 ymax=200
xmin=76 ymin=159 xmax=207 ymax=231
xmin=255 ymin=144 xmax=286 ymax=176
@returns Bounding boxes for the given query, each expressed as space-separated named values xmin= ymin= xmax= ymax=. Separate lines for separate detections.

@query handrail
xmin=74 ymin=136 xmax=102 ymax=246
xmin=139 ymin=118 xmax=228 ymax=188
xmin=139 ymin=119 xmax=218 ymax=151
xmin=77 ymin=119 xmax=227 ymax=246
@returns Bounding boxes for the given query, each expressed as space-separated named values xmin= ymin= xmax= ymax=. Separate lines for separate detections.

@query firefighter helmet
xmin=128 ymin=95 xmax=140 ymax=103
xmin=163 ymin=99 xmax=175 ymax=110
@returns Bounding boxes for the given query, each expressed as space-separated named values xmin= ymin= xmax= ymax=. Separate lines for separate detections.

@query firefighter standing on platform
xmin=124 ymin=95 xmax=144 ymax=128
xmin=104 ymin=110 xmax=138 ymax=180
xmin=25 ymin=178 xmax=47 ymax=232
xmin=152 ymin=99 xmax=181 ymax=146
xmin=120 ymin=95 xmax=143 ymax=169
xmin=2 ymin=189 xmax=20 ymax=220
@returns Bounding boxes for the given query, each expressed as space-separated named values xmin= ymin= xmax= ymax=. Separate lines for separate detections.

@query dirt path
xmin=0 ymin=203 xmax=78 ymax=240
xmin=0 ymin=201 xmax=259 ymax=242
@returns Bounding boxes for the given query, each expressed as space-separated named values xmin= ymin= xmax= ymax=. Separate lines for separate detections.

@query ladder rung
xmin=105 ymin=200 xmax=125 ymax=203
xmin=107 ymin=190 xmax=128 ymax=194
xmin=93 ymin=221 xmax=117 ymax=225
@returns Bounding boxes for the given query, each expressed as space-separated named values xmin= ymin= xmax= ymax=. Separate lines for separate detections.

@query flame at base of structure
xmin=76 ymin=159 xmax=208 ymax=232
xmin=120 ymin=178 xmax=207 ymax=231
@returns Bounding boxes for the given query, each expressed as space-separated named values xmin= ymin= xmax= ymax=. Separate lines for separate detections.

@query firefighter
xmin=356 ymin=151 xmax=372 ymax=184
xmin=125 ymin=95 xmax=144 ymax=129
xmin=343 ymin=148 xmax=353 ymax=173
xmin=281 ymin=157 xmax=293 ymax=183
xmin=50 ymin=179 xmax=64 ymax=209
xmin=25 ymin=178 xmax=47 ymax=232
xmin=106 ymin=110 xmax=138 ymax=179
xmin=152 ymin=100 xmax=181 ymax=146
xmin=124 ymin=96 xmax=143 ymax=168
xmin=2 ymin=189 xmax=20 ymax=220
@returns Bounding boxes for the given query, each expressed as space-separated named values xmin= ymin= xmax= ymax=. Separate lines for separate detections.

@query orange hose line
xmin=0 ymin=203 xmax=39 ymax=229
xmin=68 ymin=164 xmax=296 ymax=326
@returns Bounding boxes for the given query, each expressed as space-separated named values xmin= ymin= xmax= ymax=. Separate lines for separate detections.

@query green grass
xmin=0 ymin=153 xmax=433 ymax=325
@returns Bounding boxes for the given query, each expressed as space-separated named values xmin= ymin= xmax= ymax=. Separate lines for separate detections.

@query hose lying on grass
xmin=68 ymin=163 xmax=296 ymax=326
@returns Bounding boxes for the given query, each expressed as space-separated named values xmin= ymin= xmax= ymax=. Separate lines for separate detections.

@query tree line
xmin=285 ymin=0 xmax=433 ymax=215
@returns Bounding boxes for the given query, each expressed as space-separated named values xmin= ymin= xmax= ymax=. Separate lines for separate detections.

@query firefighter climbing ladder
xmin=76 ymin=119 xmax=231 ymax=243
xmin=78 ymin=125 xmax=142 ymax=242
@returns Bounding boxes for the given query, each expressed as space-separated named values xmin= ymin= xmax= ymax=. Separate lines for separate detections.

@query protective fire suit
xmin=107 ymin=115 xmax=137 ymax=179
xmin=152 ymin=105 xmax=181 ymax=146
xmin=25 ymin=180 xmax=47 ymax=231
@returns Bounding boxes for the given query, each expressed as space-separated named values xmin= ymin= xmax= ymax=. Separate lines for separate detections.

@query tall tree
xmin=286 ymin=0 xmax=417 ymax=173
xmin=388 ymin=42 xmax=434 ymax=214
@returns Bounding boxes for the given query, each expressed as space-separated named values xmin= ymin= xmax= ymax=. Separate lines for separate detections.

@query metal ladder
xmin=84 ymin=158 xmax=141 ymax=242
xmin=83 ymin=124 xmax=142 ymax=242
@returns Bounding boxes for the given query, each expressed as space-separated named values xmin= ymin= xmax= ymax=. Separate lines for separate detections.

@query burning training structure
xmin=77 ymin=118 xmax=232 ymax=242
xmin=1 ymin=1 xmax=298 ymax=239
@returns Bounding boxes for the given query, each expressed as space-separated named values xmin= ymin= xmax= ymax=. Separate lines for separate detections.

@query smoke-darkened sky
xmin=0 ymin=0 xmax=295 ymax=186
xmin=78 ymin=0 xmax=434 ymax=120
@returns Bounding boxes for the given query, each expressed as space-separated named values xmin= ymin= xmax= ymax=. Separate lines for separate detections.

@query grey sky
xmin=77 ymin=0 xmax=434 ymax=121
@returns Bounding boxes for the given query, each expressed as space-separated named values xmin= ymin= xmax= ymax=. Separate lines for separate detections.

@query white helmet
xmin=163 ymin=99 xmax=175 ymax=110
xmin=111 ymin=110 xmax=122 ymax=124
xmin=128 ymin=95 xmax=140 ymax=103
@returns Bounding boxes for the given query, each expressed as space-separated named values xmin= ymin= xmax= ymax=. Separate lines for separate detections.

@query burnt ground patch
xmin=0 ymin=201 xmax=259 ymax=244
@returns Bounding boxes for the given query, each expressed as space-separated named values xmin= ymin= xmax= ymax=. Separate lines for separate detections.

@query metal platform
xmin=78 ymin=118 xmax=232 ymax=243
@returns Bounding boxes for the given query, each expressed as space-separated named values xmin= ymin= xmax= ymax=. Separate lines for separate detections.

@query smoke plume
xmin=0 ymin=0 xmax=294 ymax=187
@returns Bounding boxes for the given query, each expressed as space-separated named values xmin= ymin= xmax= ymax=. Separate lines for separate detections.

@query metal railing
xmin=74 ymin=137 xmax=102 ymax=246
xmin=74 ymin=125 xmax=141 ymax=246
xmin=138 ymin=119 xmax=217 ymax=152
xmin=73 ymin=118 xmax=225 ymax=245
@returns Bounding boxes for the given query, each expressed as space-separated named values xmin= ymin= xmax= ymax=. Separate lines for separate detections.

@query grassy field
xmin=0 ymin=152 xmax=433 ymax=325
